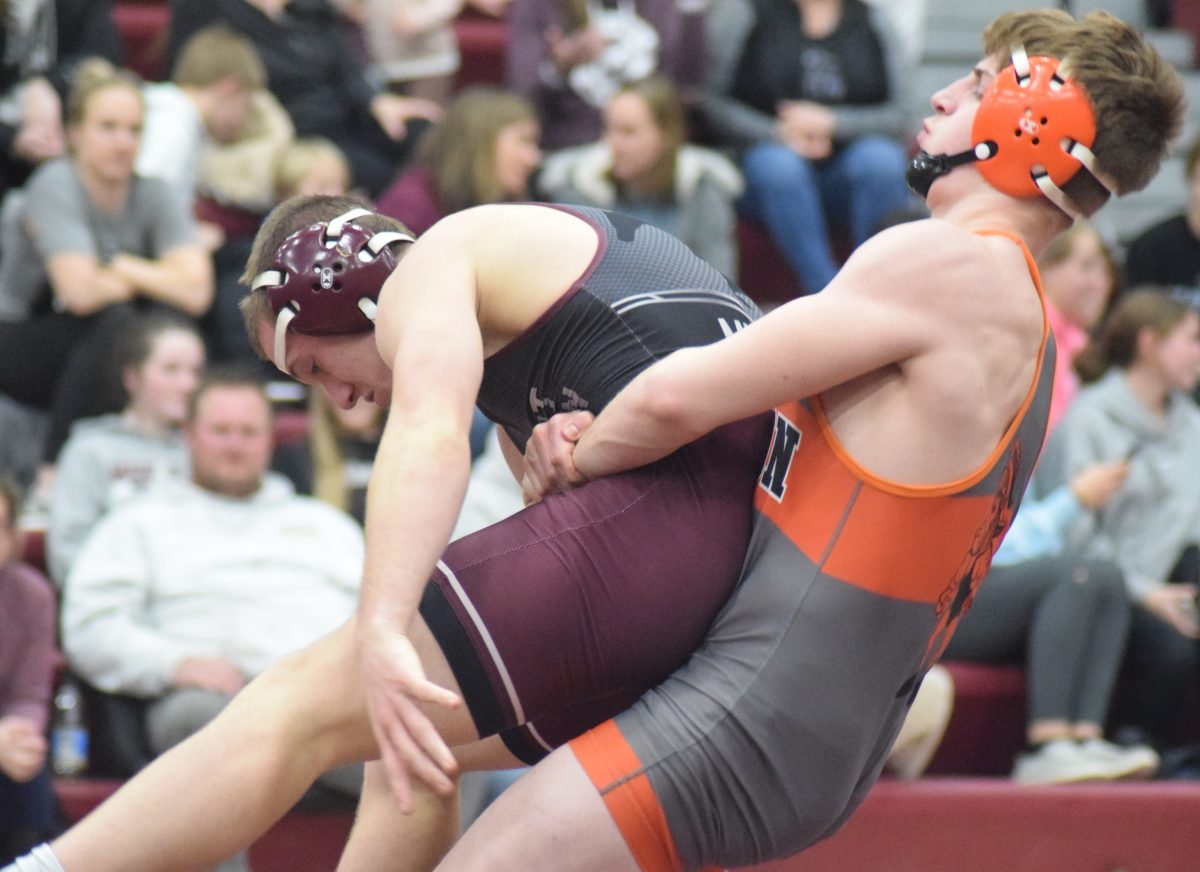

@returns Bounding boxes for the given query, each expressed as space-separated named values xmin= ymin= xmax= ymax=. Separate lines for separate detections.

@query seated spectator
xmin=1037 ymin=221 xmax=1119 ymax=433
xmin=0 ymin=0 xmax=123 ymax=192
xmin=375 ymin=86 xmax=541 ymax=234
xmin=138 ymin=26 xmax=288 ymax=221
xmin=0 ymin=60 xmax=213 ymax=467
xmin=945 ymin=459 xmax=1160 ymax=785
xmin=506 ymin=0 xmax=706 ymax=151
xmin=47 ymin=313 xmax=205 ymax=585
xmin=167 ymin=0 xmax=442 ymax=198
xmin=139 ymin=27 xmax=294 ymax=365
xmin=701 ymin=0 xmax=913 ymax=294
xmin=303 ymin=392 xmax=383 ymax=525
xmin=274 ymin=137 xmax=353 ymax=201
xmin=539 ymin=74 xmax=743 ymax=278
xmin=332 ymin=0 xmax=464 ymax=106
xmin=60 ymin=368 xmax=365 ymax=872
xmin=1035 ymin=289 xmax=1200 ymax=750
xmin=0 ymin=476 xmax=59 ymax=865
xmin=1123 ymin=134 xmax=1200 ymax=297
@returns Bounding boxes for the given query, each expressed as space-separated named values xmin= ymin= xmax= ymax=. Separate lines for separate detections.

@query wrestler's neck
xmin=928 ymin=174 xmax=1070 ymax=259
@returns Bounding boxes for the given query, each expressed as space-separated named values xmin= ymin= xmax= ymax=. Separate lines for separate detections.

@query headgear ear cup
xmin=972 ymin=48 xmax=1112 ymax=209
xmin=251 ymin=208 xmax=414 ymax=371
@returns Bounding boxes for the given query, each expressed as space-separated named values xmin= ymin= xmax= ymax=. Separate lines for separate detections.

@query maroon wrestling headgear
xmin=249 ymin=207 xmax=415 ymax=371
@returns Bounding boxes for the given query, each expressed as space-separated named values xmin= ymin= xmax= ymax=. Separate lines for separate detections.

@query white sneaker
xmin=1078 ymin=738 xmax=1159 ymax=780
xmin=1013 ymin=739 xmax=1131 ymax=785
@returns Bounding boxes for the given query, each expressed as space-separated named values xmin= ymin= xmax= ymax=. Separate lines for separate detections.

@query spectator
xmin=332 ymin=0 xmax=463 ymax=106
xmin=506 ymin=0 xmax=707 ymax=151
xmin=305 ymin=393 xmax=381 ymax=525
xmin=1035 ymin=289 xmax=1200 ymax=749
xmin=701 ymin=0 xmax=913 ymax=294
xmin=60 ymin=368 xmax=365 ymax=871
xmin=274 ymin=137 xmax=353 ymax=201
xmin=539 ymin=74 xmax=743 ymax=278
xmin=0 ymin=0 xmax=123 ymax=192
xmin=375 ymin=85 xmax=541 ymax=234
xmin=47 ymin=313 xmax=204 ymax=586
xmin=139 ymin=27 xmax=294 ymax=365
xmin=167 ymin=0 xmax=442 ymax=198
xmin=138 ymin=26 xmax=288 ymax=220
xmin=1038 ymin=221 xmax=1119 ymax=433
xmin=1123 ymin=134 xmax=1200 ymax=297
xmin=0 ymin=60 xmax=213 ymax=467
xmin=945 ymin=457 xmax=1160 ymax=784
xmin=0 ymin=477 xmax=59 ymax=865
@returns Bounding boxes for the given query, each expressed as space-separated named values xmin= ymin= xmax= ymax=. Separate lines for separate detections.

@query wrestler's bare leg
xmin=337 ymin=738 xmax=524 ymax=872
xmin=49 ymin=617 xmax=491 ymax=872
xmin=437 ymin=746 xmax=638 ymax=872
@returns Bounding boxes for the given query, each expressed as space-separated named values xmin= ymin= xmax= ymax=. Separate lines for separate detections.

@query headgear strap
xmin=250 ymin=208 xmax=415 ymax=372
xmin=907 ymin=46 xmax=1113 ymax=216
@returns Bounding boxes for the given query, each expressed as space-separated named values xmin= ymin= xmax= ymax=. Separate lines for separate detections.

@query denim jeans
xmin=739 ymin=136 xmax=912 ymax=293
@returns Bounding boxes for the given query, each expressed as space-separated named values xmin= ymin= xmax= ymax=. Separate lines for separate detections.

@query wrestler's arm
xmin=355 ymin=217 xmax=485 ymax=806
xmin=571 ymin=223 xmax=959 ymax=480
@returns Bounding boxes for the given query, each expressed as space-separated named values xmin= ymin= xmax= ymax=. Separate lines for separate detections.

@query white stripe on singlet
xmin=612 ymin=288 xmax=757 ymax=319
xmin=435 ymin=559 xmax=526 ymax=723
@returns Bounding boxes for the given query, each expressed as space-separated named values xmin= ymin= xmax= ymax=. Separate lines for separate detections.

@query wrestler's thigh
xmin=230 ymin=616 xmax=478 ymax=763
xmin=437 ymin=746 xmax=638 ymax=872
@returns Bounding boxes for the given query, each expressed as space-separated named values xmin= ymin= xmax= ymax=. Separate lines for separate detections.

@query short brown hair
xmin=239 ymin=195 xmax=412 ymax=360
xmin=187 ymin=364 xmax=272 ymax=422
xmin=1074 ymin=287 xmax=1193 ymax=383
xmin=172 ymin=26 xmax=266 ymax=90
xmin=982 ymin=10 xmax=1184 ymax=215
xmin=0 ymin=475 xmax=21 ymax=530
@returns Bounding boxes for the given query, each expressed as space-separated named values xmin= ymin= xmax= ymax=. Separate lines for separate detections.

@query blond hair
xmin=274 ymin=137 xmax=352 ymax=201
xmin=66 ymin=58 xmax=143 ymax=127
xmin=172 ymin=26 xmax=266 ymax=90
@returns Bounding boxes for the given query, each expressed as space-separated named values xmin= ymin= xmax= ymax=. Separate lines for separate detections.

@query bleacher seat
xmin=113 ymin=0 xmax=170 ymax=82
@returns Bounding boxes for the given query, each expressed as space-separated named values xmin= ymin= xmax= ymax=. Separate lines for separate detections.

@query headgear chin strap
xmin=908 ymin=46 xmax=1114 ymax=216
xmin=250 ymin=207 xmax=415 ymax=372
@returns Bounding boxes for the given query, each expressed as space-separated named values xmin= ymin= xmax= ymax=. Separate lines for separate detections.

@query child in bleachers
xmin=47 ymin=313 xmax=205 ymax=586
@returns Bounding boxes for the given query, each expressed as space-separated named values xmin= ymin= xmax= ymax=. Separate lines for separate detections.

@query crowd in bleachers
xmin=2 ymin=0 xmax=1200 ymax=863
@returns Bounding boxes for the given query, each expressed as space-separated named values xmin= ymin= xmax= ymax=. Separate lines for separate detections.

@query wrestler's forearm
xmin=573 ymin=348 xmax=714 ymax=479
xmin=358 ymin=422 xmax=472 ymax=630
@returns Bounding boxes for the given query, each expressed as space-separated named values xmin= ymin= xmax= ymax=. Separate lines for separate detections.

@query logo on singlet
xmin=718 ymin=317 xmax=749 ymax=338
xmin=758 ymin=412 xmax=801 ymax=502
xmin=529 ymin=386 xmax=591 ymax=420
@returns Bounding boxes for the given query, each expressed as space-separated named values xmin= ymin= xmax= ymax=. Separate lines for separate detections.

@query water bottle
xmin=51 ymin=679 xmax=89 ymax=776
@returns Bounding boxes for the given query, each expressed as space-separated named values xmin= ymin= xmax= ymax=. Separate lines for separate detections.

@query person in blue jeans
xmin=701 ymin=0 xmax=914 ymax=293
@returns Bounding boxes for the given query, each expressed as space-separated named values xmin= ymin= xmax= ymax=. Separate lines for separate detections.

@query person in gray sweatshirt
xmin=47 ymin=313 xmax=204 ymax=585
xmin=1033 ymin=288 xmax=1200 ymax=747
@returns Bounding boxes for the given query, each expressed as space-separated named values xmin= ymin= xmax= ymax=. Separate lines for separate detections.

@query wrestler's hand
xmin=521 ymin=410 xmax=594 ymax=504
xmin=358 ymin=619 xmax=461 ymax=813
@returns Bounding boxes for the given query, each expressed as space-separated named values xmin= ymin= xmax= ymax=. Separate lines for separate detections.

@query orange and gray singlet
xmin=419 ymin=204 xmax=773 ymax=762
xmin=569 ymin=230 xmax=1057 ymax=871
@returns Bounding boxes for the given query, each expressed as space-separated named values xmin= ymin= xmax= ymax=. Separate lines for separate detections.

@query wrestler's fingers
xmin=402 ymin=674 xmax=463 ymax=712
xmin=376 ymin=723 xmax=415 ymax=813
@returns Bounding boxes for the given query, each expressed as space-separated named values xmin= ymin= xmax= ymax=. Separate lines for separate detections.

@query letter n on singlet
xmin=759 ymin=412 xmax=801 ymax=502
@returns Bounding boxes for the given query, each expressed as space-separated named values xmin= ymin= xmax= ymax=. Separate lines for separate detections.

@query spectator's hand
xmin=0 ymin=715 xmax=48 ymax=783
xmin=545 ymin=25 xmax=606 ymax=73
xmin=357 ymin=618 xmax=460 ymax=812
xmin=521 ymin=411 xmax=594 ymax=504
xmin=1143 ymin=583 xmax=1200 ymax=639
xmin=369 ymin=94 xmax=444 ymax=141
xmin=173 ymin=656 xmax=247 ymax=695
xmin=12 ymin=77 xmax=64 ymax=164
xmin=1069 ymin=460 xmax=1129 ymax=510
xmin=777 ymin=101 xmax=834 ymax=160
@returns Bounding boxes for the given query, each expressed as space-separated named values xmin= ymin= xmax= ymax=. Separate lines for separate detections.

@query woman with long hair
xmin=374 ymin=86 xmax=541 ymax=234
